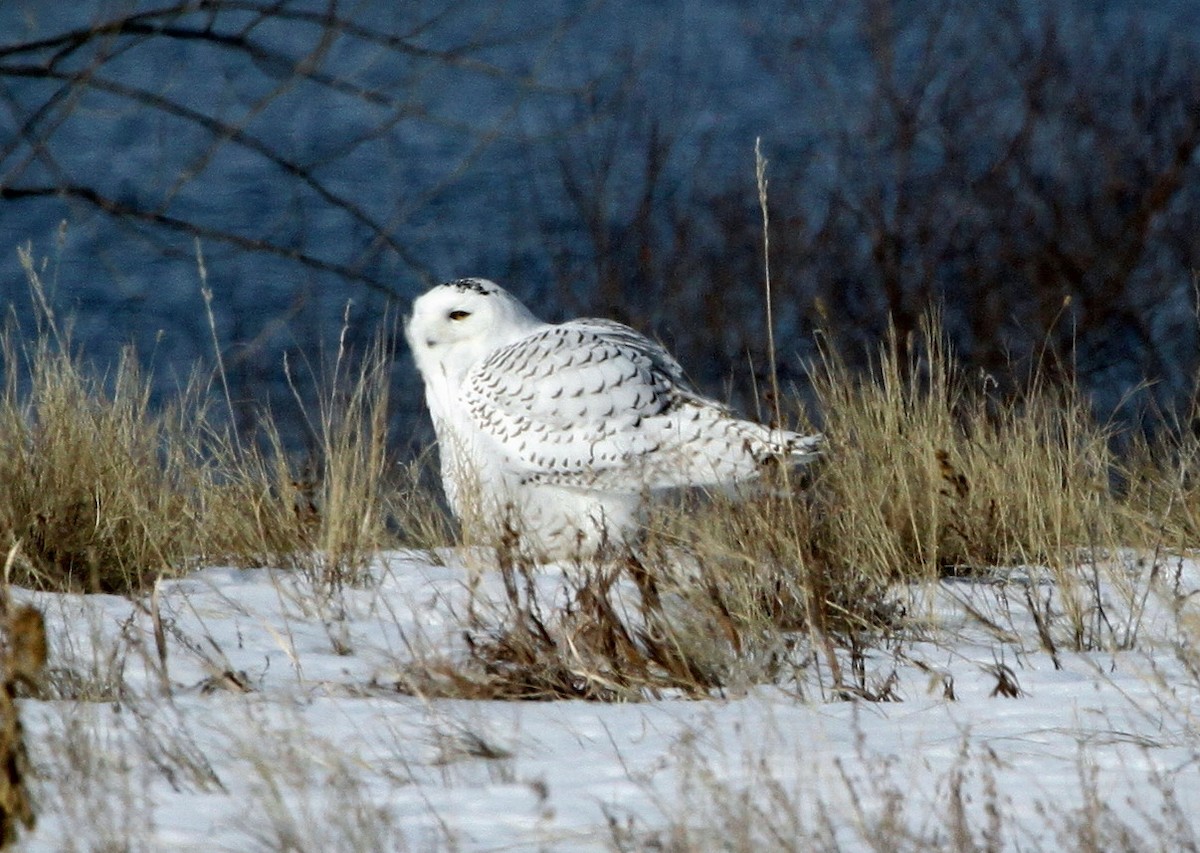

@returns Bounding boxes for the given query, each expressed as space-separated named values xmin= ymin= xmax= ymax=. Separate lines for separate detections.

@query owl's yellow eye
xmin=448 ymin=310 xmax=471 ymax=321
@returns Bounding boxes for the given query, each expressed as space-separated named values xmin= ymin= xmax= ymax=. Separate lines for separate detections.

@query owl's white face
xmin=406 ymin=278 xmax=542 ymax=390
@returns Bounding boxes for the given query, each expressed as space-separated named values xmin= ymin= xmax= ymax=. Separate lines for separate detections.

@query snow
xmin=15 ymin=550 xmax=1200 ymax=850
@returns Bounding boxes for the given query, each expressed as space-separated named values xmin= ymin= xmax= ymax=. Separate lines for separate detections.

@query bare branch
xmin=1 ymin=183 xmax=397 ymax=295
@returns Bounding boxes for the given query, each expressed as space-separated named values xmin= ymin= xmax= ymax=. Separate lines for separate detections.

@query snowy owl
xmin=406 ymin=278 xmax=823 ymax=559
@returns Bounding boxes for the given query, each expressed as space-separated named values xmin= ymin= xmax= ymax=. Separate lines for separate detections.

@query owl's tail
xmin=739 ymin=426 xmax=824 ymax=477
xmin=772 ymin=430 xmax=825 ymax=465
xmin=685 ymin=418 xmax=825 ymax=488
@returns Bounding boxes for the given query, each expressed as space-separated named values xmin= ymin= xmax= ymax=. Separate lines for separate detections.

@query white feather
xmin=406 ymin=278 xmax=822 ymax=558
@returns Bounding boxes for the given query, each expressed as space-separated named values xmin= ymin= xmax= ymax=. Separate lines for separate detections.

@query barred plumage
xmin=406 ymin=278 xmax=822 ymax=559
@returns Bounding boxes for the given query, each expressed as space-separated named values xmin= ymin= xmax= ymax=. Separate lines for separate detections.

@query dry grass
xmin=0 ymin=248 xmax=409 ymax=595
xmin=808 ymin=315 xmax=1131 ymax=583
xmin=383 ymin=451 xmax=456 ymax=552
xmin=3 ymin=242 xmax=1199 ymax=704
xmin=389 ymin=547 xmax=719 ymax=702
xmin=200 ymin=321 xmax=398 ymax=589
xmin=0 ymin=318 xmax=213 ymax=592
xmin=385 ymin=305 xmax=1200 ymax=700
xmin=608 ymin=720 xmax=1200 ymax=853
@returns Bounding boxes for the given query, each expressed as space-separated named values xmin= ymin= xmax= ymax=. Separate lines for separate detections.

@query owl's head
xmin=406 ymin=278 xmax=543 ymax=385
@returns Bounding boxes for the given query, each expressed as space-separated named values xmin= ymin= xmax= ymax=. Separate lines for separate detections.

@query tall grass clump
xmin=1117 ymin=389 xmax=1200 ymax=553
xmin=386 ymin=450 xmax=456 ymax=551
xmin=0 ymin=248 xmax=408 ymax=594
xmin=809 ymin=315 xmax=1129 ymax=584
xmin=0 ymin=335 xmax=209 ymax=592
xmin=641 ymin=308 xmax=1167 ymax=688
xmin=202 ymin=322 xmax=398 ymax=588
xmin=0 ymin=255 xmax=215 ymax=592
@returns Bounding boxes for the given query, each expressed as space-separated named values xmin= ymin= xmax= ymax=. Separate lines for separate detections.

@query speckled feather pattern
xmin=406 ymin=278 xmax=822 ymax=558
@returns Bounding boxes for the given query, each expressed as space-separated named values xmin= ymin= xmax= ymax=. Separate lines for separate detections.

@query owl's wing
xmin=461 ymin=320 xmax=719 ymax=487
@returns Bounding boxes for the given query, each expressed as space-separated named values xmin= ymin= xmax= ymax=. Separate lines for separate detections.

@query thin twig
xmin=755 ymin=138 xmax=784 ymax=432
xmin=196 ymin=238 xmax=240 ymax=452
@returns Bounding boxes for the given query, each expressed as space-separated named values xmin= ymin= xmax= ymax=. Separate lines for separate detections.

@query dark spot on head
xmin=444 ymin=278 xmax=493 ymax=296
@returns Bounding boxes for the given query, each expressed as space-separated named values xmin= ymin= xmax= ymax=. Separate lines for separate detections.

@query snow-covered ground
xmin=16 ymin=550 xmax=1200 ymax=850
